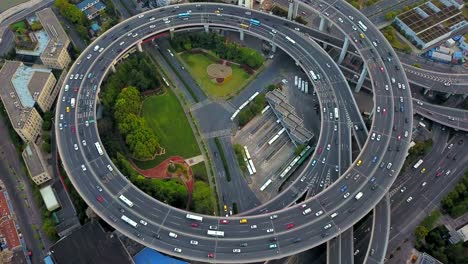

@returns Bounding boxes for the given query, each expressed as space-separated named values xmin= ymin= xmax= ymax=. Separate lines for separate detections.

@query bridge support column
xmin=293 ymin=2 xmax=299 ymax=18
xmin=136 ymin=41 xmax=143 ymax=52
xmin=463 ymin=94 xmax=468 ymax=99
xmin=240 ymin=30 xmax=244 ymax=41
xmin=337 ymin=37 xmax=349 ymax=64
xmin=287 ymin=0 xmax=294 ymax=20
xmin=319 ymin=16 xmax=327 ymax=31
xmin=204 ymin=24 xmax=209 ymax=33
xmin=169 ymin=28 xmax=174 ymax=39
xmin=110 ymin=63 xmax=116 ymax=73
xmin=423 ymin=88 xmax=429 ymax=95
xmin=445 ymin=92 xmax=452 ymax=99
xmin=271 ymin=43 xmax=277 ymax=53
xmin=355 ymin=65 xmax=368 ymax=93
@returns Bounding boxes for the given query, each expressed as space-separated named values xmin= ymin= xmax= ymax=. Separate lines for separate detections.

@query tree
xmin=42 ymin=142 xmax=51 ymax=153
xmin=42 ymin=120 xmax=52 ymax=131
xmin=191 ymin=181 xmax=215 ymax=214
xmin=30 ymin=20 xmax=43 ymax=31
xmin=414 ymin=225 xmax=429 ymax=241
xmin=42 ymin=218 xmax=58 ymax=240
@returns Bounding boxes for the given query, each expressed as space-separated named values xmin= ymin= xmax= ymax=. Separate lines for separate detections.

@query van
xmin=169 ymin=232 xmax=178 ymax=238
xmin=355 ymin=192 xmax=363 ymax=200
xmin=64 ymin=84 xmax=69 ymax=91
xmin=93 ymin=45 xmax=100 ymax=52
xmin=240 ymin=219 xmax=248 ymax=224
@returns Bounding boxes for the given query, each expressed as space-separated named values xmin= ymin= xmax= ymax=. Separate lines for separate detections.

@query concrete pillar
xmin=287 ymin=0 xmax=294 ymax=20
xmin=463 ymin=94 xmax=468 ymax=99
xmin=337 ymin=37 xmax=349 ymax=64
xmin=319 ymin=16 xmax=326 ymax=31
xmin=110 ymin=64 xmax=116 ymax=73
xmin=445 ymin=92 xmax=452 ymax=99
xmin=240 ymin=30 xmax=244 ymax=41
xmin=271 ymin=43 xmax=277 ymax=53
xmin=169 ymin=28 xmax=174 ymax=39
xmin=204 ymin=24 xmax=209 ymax=33
xmin=293 ymin=2 xmax=299 ymax=18
xmin=423 ymin=88 xmax=429 ymax=95
xmin=355 ymin=64 xmax=368 ymax=93
xmin=136 ymin=41 xmax=142 ymax=52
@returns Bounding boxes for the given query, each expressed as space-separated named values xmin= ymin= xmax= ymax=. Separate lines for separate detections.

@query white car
xmin=74 ymin=74 xmax=79 ymax=79
xmin=421 ymin=182 xmax=427 ymax=187
xmin=190 ymin=240 xmax=198 ymax=245
xmin=69 ymin=75 xmax=74 ymax=80
xmin=96 ymin=185 xmax=102 ymax=192
xmin=233 ymin=249 xmax=241 ymax=253
xmin=119 ymin=41 xmax=125 ymax=46
xmin=351 ymin=25 xmax=357 ymax=30
xmin=266 ymin=228 xmax=274 ymax=233
xmin=348 ymin=15 xmax=354 ymax=20
xmin=81 ymin=164 xmax=86 ymax=171
xmin=326 ymin=144 xmax=331 ymax=150
xmin=98 ymin=47 xmax=104 ymax=53
xmin=250 ymin=225 xmax=257 ymax=229
xmin=371 ymin=132 xmax=376 ymax=140
xmin=107 ymin=165 xmax=113 ymax=172
xmin=174 ymin=248 xmax=182 ymax=253
xmin=315 ymin=210 xmax=323 ymax=217
xmin=270 ymin=215 xmax=278 ymax=220
xmin=60 ymin=114 xmax=64 ymax=120
xmin=334 ymin=125 xmax=338 ymax=131
xmin=138 ymin=14 xmax=145 ymax=18
xmin=82 ymin=140 xmax=87 ymax=146
xmin=140 ymin=220 xmax=147 ymax=226
xmin=391 ymin=77 xmax=396 ymax=83
xmin=372 ymin=41 xmax=377 ymax=47
xmin=74 ymin=144 xmax=78 ymax=150
xmin=338 ymin=17 xmax=343 ymax=23
xmin=150 ymin=25 xmax=156 ymax=29
xmin=400 ymin=97 xmax=404 ymax=103
xmin=377 ymin=106 xmax=380 ymax=113
xmin=86 ymin=54 xmax=92 ymax=59
xmin=85 ymin=120 xmax=89 ymax=127
xmin=343 ymin=192 xmax=350 ymax=199
xmin=324 ymin=224 xmax=332 ymax=230
xmin=376 ymin=134 xmax=381 ymax=141
xmin=406 ymin=196 xmax=413 ymax=203
xmin=385 ymin=84 xmax=389 ymax=91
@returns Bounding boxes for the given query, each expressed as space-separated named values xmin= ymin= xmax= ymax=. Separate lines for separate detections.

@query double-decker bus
xmin=207 ymin=230 xmax=225 ymax=237
xmin=119 ymin=195 xmax=134 ymax=207
xmin=121 ymin=215 xmax=138 ymax=228
xmin=186 ymin=214 xmax=203 ymax=222
xmin=249 ymin=19 xmax=260 ymax=26
xmin=95 ymin=142 xmax=104 ymax=156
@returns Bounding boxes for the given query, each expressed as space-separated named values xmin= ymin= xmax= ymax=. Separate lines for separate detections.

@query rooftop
xmin=15 ymin=30 xmax=50 ymax=56
xmin=50 ymin=221 xmax=132 ymax=264
xmin=0 ymin=61 xmax=34 ymax=130
xmin=39 ymin=185 xmax=60 ymax=211
xmin=22 ymin=143 xmax=47 ymax=178
xmin=134 ymin=247 xmax=188 ymax=264
xmin=36 ymin=8 xmax=70 ymax=61
xmin=0 ymin=192 xmax=21 ymax=250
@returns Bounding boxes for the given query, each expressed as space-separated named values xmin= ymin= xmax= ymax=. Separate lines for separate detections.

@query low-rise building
xmin=22 ymin=143 xmax=52 ymax=185
xmin=0 ymin=61 xmax=46 ymax=143
xmin=76 ymin=0 xmax=106 ymax=20
xmin=39 ymin=185 xmax=60 ymax=211
xmin=394 ymin=0 xmax=467 ymax=49
xmin=36 ymin=8 xmax=71 ymax=69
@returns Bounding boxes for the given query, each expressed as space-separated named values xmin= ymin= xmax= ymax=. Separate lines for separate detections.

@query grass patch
xmin=191 ymin=162 xmax=208 ymax=182
xmin=10 ymin=20 xmax=27 ymax=31
xmin=180 ymin=52 xmax=250 ymax=98
xmin=214 ymin=137 xmax=231 ymax=182
xmin=135 ymin=89 xmax=201 ymax=169
xmin=382 ymin=26 xmax=412 ymax=53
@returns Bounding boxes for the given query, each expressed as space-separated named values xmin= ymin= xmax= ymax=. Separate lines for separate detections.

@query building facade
xmin=36 ymin=8 xmax=71 ymax=69
xmin=76 ymin=0 xmax=107 ymax=20
xmin=22 ymin=143 xmax=52 ymax=185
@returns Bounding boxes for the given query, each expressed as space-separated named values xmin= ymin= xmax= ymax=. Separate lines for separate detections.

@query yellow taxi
xmin=357 ymin=160 xmax=362 ymax=166
xmin=239 ymin=218 xmax=248 ymax=224
xmin=66 ymin=106 xmax=70 ymax=113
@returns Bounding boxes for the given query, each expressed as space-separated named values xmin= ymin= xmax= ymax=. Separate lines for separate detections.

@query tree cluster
xmin=114 ymin=87 xmax=159 ymax=160
xmin=191 ymin=181 xmax=215 ymax=215
xmin=54 ymin=0 xmax=90 ymax=40
xmin=233 ymin=144 xmax=247 ymax=172
xmin=171 ymin=32 xmax=264 ymax=69
xmin=441 ymin=171 xmax=468 ymax=218
xmin=237 ymin=93 xmax=266 ymax=126
xmin=101 ymin=54 xmax=161 ymax=108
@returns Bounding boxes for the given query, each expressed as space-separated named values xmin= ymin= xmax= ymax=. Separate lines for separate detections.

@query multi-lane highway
xmin=413 ymin=99 xmax=468 ymax=131
xmin=55 ymin=1 xmax=413 ymax=262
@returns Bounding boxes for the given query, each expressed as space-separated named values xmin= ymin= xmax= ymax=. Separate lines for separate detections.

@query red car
xmin=380 ymin=67 xmax=384 ymax=72
xmin=220 ymin=219 xmax=229 ymax=224
xmin=96 ymin=195 xmax=104 ymax=203
xmin=74 ymin=87 xmax=79 ymax=92
xmin=191 ymin=223 xmax=199 ymax=228
xmin=436 ymin=171 xmax=443 ymax=177
xmin=286 ymin=223 xmax=295 ymax=229
xmin=317 ymin=147 xmax=323 ymax=154
xmin=207 ymin=253 xmax=215 ymax=258
xmin=71 ymin=126 xmax=76 ymax=133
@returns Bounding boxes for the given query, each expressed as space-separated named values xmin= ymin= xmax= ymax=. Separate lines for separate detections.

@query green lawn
xmin=10 ymin=20 xmax=26 ymax=31
xmin=135 ymin=88 xmax=202 ymax=170
xmin=180 ymin=52 xmax=250 ymax=98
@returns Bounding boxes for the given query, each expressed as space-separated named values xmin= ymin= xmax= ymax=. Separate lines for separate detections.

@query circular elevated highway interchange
xmin=56 ymin=1 xmax=413 ymax=262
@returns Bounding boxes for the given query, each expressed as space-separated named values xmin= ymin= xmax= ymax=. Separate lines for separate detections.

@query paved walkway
xmin=185 ymin=155 xmax=205 ymax=166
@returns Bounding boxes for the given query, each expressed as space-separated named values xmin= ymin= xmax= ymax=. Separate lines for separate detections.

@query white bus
xmin=71 ymin=98 xmax=76 ymax=108
xmin=355 ymin=192 xmax=363 ymax=200
xmin=248 ymin=92 xmax=259 ymax=102
xmin=249 ymin=160 xmax=256 ymax=174
xmin=260 ymin=179 xmax=272 ymax=191
xmin=230 ymin=110 xmax=240 ymax=121
xmin=413 ymin=159 xmax=424 ymax=169
xmin=95 ymin=142 xmax=104 ymax=156
xmin=309 ymin=70 xmax=318 ymax=81
xmin=268 ymin=134 xmax=280 ymax=145
xmin=297 ymin=77 xmax=302 ymax=88
xmin=121 ymin=215 xmax=138 ymax=228
xmin=334 ymin=108 xmax=339 ymax=121
xmin=119 ymin=195 xmax=134 ymax=207
xmin=357 ymin=21 xmax=367 ymax=31
xmin=244 ymin=146 xmax=251 ymax=160
xmin=207 ymin=230 xmax=225 ymax=237
xmin=186 ymin=214 xmax=203 ymax=222
xmin=280 ymin=166 xmax=292 ymax=178
xmin=305 ymin=82 xmax=309 ymax=94
xmin=301 ymin=81 xmax=305 ymax=92
xmin=294 ymin=76 xmax=298 ymax=86
xmin=285 ymin=36 xmax=296 ymax=44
